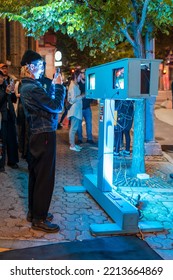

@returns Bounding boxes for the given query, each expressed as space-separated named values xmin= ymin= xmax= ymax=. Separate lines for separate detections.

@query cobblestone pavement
xmin=0 ymin=103 xmax=173 ymax=260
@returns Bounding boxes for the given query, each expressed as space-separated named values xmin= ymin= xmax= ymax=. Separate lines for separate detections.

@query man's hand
xmin=52 ymin=74 xmax=63 ymax=85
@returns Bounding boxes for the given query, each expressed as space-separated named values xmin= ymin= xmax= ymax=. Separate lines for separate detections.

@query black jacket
xmin=20 ymin=78 xmax=65 ymax=134
xmin=0 ymin=84 xmax=16 ymax=122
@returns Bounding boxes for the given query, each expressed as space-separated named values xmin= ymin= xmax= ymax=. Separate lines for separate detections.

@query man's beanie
xmin=21 ymin=50 xmax=42 ymax=66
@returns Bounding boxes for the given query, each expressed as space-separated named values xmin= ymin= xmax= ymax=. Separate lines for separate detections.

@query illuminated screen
xmin=113 ymin=67 xmax=124 ymax=89
xmin=140 ymin=64 xmax=150 ymax=94
xmin=89 ymin=73 xmax=95 ymax=90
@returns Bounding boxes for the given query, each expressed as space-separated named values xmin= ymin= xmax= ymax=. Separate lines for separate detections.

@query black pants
xmin=59 ymin=107 xmax=68 ymax=124
xmin=0 ymin=115 xmax=18 ymax=167
xmin=0 ymin=123 xmax=6 ymax=168
xmin=28 ymin=131 xmax=56 ymax=220
xmin=6 ymin=114 xmax=19 ymax=165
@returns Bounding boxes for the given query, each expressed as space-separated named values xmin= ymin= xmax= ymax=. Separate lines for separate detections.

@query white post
xmin=97 ymin=99 xmax=114 ymax=192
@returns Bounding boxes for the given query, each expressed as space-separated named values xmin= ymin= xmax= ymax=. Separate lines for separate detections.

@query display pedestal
xmin=145 ymin=141 xmax=162 ymax=156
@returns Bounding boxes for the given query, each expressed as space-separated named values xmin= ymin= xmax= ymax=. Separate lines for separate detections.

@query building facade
xmin=0 ymin=19 xmax=56 ymax=79
xmin=0 ymin=18 xmax=36 ymax=78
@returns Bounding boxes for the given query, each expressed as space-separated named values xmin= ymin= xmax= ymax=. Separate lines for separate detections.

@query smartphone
xmin=10 ymin=78 xmax=14 ymax=85
xmin=54 ymin=68 xmax=60 ymax=78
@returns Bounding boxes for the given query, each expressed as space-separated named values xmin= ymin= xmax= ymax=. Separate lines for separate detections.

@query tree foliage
xmin=0 ymin=0 xmax=173 ymax=58
xmin=55 ymin=30 xmax=133 ymax=70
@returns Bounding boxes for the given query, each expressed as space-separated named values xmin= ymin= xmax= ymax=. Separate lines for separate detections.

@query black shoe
xmin=8 ymin=163 xmax=19 ymax=169
xmin=27 ymin=212 xmax=54 ymax=223
xmin=0 ymin=167 xmax=5 ymax=172
xmin=87 ymin=140 xmax=95 ymax=144
xmin=32 ymin=219 xmax=60 ymax=233
xmin=77 ymin=140 xmax=83 ymax=144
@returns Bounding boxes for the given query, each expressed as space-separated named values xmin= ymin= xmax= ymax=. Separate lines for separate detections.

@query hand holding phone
xmin=55 ymin=68 xmax=60 ymax=77
xmin=10 ymin=78 xmax=15 ymax=91
xmin=53 ymin=68 xmax=63 ymax=85
xmin=6 ymin=84 xmax=12 ymax=94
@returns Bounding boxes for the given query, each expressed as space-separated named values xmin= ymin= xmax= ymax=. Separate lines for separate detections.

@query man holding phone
xmin=20 ymin=50 xmax=65 ymax=233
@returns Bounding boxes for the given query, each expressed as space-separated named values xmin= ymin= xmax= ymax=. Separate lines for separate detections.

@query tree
xmin=55 ymin=29 xmax=133 ymax=73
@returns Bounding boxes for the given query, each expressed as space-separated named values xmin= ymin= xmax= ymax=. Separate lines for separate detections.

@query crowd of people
xmin=2 ymin=59 xmax=122 ymax=171
xmin=1 ymin=49 xmax=172 ymax=234
xmin=0 ymin=59 xmax=95 ymax=171
xmin=0 ymin=51 xmax=137 ymax=233
xmin=0 ymin=50 xmax=97 ymax=233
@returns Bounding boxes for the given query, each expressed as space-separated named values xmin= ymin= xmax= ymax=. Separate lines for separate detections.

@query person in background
xmin=67 ymin=69 xmax=85 ymax=152
xmin=114 ymin=100 xmax=134 ymax=157
xmin=57 ymin=76 xmax=71 ymax=129
xmin=0 ymin=70 xmax=7 ymax=172
xmin=77 ymin=69 xmax=94 ymax=144
xmin=20 ymin=50 xmax=65 ymax=233
xmin=0 ymin=62 xmax=19 ymax=168
xmin=0 ymin=63 xmax=16 ymax=85
xmin=0 ymin=70 xmax=19 ymax=171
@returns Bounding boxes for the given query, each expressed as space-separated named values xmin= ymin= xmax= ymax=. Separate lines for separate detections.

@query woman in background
xmin=67 ymin=70 xmax=85 ymax=152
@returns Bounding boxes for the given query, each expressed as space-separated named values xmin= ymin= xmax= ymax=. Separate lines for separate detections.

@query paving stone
xmin=62 ymin=230 xmax=77 ymax=241
xmin=62 ymin=214 xmax=80 ymax=222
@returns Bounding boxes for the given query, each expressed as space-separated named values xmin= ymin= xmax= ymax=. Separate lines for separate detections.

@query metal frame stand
xmin=64 ymin=99 xmax=163 ymax=235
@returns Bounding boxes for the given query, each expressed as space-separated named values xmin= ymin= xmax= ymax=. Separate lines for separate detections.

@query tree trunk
xmin=133 ymin=31 xmax=145 ymax=58
xmin=130 ymin=99 xmax=145 ymax=176
xmin=130 ymin=31 xmax=146 ymax=175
